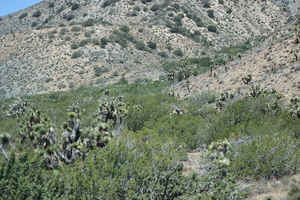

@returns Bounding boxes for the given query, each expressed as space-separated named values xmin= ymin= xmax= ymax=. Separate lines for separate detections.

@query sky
xmin=0 ymin=0 xmax=43 ymax=16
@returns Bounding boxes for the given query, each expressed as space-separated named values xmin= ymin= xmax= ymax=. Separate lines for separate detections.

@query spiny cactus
xmin=248 ymin=85 xmax=263 ymax=98
xmin=166 ymin=61 xmax=191 ymax=82
xmin=292 ymin=50 xmax=298 ymax=61
xmin=18 ymin=109 xmax=56 ymax=148
xmin=289 ymin=97 xmax=300 ymax=118
xmin=247 ymin=85 xmax=281 ymax=100
xmin=242 ymin=74 xmax=252 ymax=84
xmin=293 ymin=25 xmax=300 ymax=44
xmin=215 ymin=92 xmax=235 ymax=111
xmin=170 ymin=105 xmax=188 ymax=115
xmin=207 ymin=139 xmax=231 ymax=166
xmin=5 ymin=97 xmax=31 ymax=118
xmin=97 ymin=95 xmax=128 ymax=126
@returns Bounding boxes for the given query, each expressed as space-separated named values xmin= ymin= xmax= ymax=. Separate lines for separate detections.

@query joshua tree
xmin=215 ymin=92 xmax=234 ymax=111
xmin=185 ymin=79 xmax=190 ymax=93
xmin=209 ymin=65 xmax=213 ymax=77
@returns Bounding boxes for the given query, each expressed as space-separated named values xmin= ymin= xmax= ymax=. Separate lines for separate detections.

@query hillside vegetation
xmin=0 ymin=0 xmax=293 ymax=98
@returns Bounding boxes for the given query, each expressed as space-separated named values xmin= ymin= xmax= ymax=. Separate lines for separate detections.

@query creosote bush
xmin=71 ymin=51 xmax=82 ymax=58
xmin=207 ymin=25 xmax=217 ymax=33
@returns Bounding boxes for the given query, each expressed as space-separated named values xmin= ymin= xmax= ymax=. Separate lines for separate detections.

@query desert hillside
xmin=0 ymin=0 xmax=298 ymax=99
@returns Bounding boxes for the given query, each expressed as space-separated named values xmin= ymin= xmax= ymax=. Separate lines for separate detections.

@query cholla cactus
xmin=289 ymin=97 xmax=300 ymax=118
xmin=215 ymin=92 xmax=235 ymax=111
xmin=170 ymin=105 xmax=188 ymax=115
xmin=166 ymin=61 xmax=191 ymax=82
xmin=242 ymin=74 xmax=252 ymax=84
xmin=248 ymin=85 xmax=263 ymax=98
xmin=5 ymin=97 xmax=31 ymax=118
xmin=18 ymin=109 xmax=56 ymax=148
xmin=207 ymin=139 xmax=231 ymax=167
xmin=293 ymin=25 xmax=300 ymax=44
xmin=97 ymin=95 xmax=128 ymax=126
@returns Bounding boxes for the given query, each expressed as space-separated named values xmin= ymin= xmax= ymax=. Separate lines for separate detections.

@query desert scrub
xmin=71 ymin=26 xmax=81 ymax=32
xmin=32 ymin=10 xmax=41 ymax=18
xmin=79 ymin=39 xmax=90 ymax=47
xmin=173 ymin=48 xmax=183 ymax=57
xmin=71 ymin=51 xmax=82 ymax=58
xmin=92 ymin=39 xmax=100 ymax=45
xmin=70 ymin=43 xmax=78 ymax=49
xmin=207 ymin=25 xmax=217 ymax=33
xmin=82 ymin=18 xmax=96 ymax=27
xmin=18 ymin=12 xmax=28 ymax=19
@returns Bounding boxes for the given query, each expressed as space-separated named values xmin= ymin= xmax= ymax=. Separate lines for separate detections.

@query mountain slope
xmin=0 ymin=0 xmax=296 ymax=99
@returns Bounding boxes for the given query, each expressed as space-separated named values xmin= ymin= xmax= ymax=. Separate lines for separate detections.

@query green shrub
xmin=36 ymin=25 xmax=43 ymax=30
xmin=60 ymin=28 xmax=68 ymax=35
xmin=32 ymin=10 xmax=41 ymax=18
xmin=218 ymin=0 xmax=224 ymax=4
xmin=93 ymin=65 xmax=102 ymax=77
xmin=120 ymin=25 xmax=130 ymax=33
xmin=288 ymin=183 xmax=300 ymax=200
xmin=135 ymin=41 xmax=147 ymax=51
xmin=101 ymin=37 xmax=109 ymax=45
xmin=173 ymin=15 xmax=183 ymax=23
xmin=79 ymin=39 xmax=90 ymax=47
xmin=207 ymin=10 xmax=214 ymax=18
xmin=19 ymin=12 xmax=28 ymax=19
xmin=45 ymin=78 xmax=53 ymax=83
xmin=173 ymin=48 xmax=183 ymax=57
xmin=102 ymin=0 xmax=121 ymax=7
xmin=71 ymin=26 xmax=81 ymax=32
xmin=48 ymin=2 xmax=55 ymax=8
xmin=82 ymin=18 xmax=95 ymax=27
xmin=70 ymin=3 xmax=80 ymax=10
xmin=64 ymin=36 xmax=71 ymax=41
xmin=204 ymin=1 xmax=211 ymax=8
xmin=64 ymin=14 xmax=75 ymax=21
xmin=147 ymin=41 xmax=156 ymax=49
xmin=84 ymin=32 xmax=91 ymax=37
xmin=70 ymin=43 xmax=79 ymax=49
xmin=158 ymin=51 xmax=168 ymax=58
xmin=207 ymin=25 xmax=217 ymax=33
xmin=150 ymin=4 xmax=160 ymax=11
xmin=31 ymin=21 xmax=38 ymax=27
xmin=71 ymin=51 xmax=82 ymax=58
xmin=226 ymin=8 xmax=232 ymax=14
xmin=56 ymin=6 xmax=65 ymax=13
xmin=92 ymin=38 xmax=100 ymax=45
xmin=133 ymin=6 xmax=140 ymax=11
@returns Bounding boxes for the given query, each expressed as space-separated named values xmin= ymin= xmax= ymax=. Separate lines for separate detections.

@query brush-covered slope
xmin=0 ymin=0 xmax=295 ymax=99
